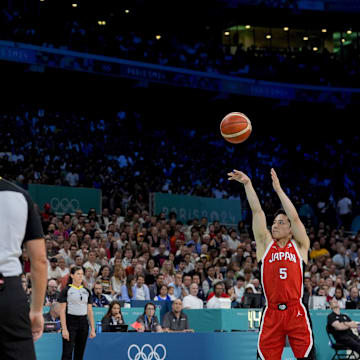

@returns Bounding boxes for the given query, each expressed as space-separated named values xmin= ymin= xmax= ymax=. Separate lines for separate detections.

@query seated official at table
xmin=43 ymin=302 xmax=61 ymax=333
xmin=101 ymin=300 xmax=125 ymax=332
xmin=135 ymin=302 xmax=162 ymax=332
xmin=162 ymin=299 xmax=194 ymax=333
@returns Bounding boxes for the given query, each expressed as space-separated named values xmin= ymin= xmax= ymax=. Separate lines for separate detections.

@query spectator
xmin=83 ymin=267 xmax=96 ymax=291
xmin=120 ymin=275 xmax=136 ymax=302
xmin=346 ymin=287 xmax=360 ymax=309
xmin=101 ymin=300 xmax=125 ymax=332
xmin=182 ymin=283 xmax=203 ymax=309
xmin=92 ymin=282 xmax=109 ymax=307
xmin=206 ymin=281 xmax=231 ymax=309
xmin=234 ymin=276 xmax=246 ymax=305
xmin=96 ymin=265 xmax=114 ymax=296
xmin=162 ymin=299 xmax=193 ymax=332
xmin=83 ymin=251 xmax=101 ymax=277
xmin=111 ymin=265 xmax=126 ymax=298
xmin=149 ymin=273 xmax=165 ymax=300
xmin=337 ymin=193 xmax=352 ymax=230
xmin=58 ymin=257 xmax=69 ymax=278
xmin=161 ymin=260 xmax=176 ymax=285
xmin=168 ymin=272 xmax=183 ymax=299
xmin=44 ymin=279 xmax=60 ymax=306
xmin=154 ymin=285 xmax=171 ymax=301
xmin=167 ymin=285 xmax=177 ymax=300
xmin=48 ymin=257 xmax=62 ymax=280
xmin=133 ymin=274 xmax=151 ymax=301
xmin=327 ymin=299 xmax=360 ymax=354
xmin=181 ymin=274 xmax=192 ymax=299
xmin=333 ymin=286 xmax=346 ymax=309
xmin=309 ymin=241 xmax=330 ymax=260
xmin=332 ymin=246 xmax=350 ymax=269
xmin=135 ymin=303 xmax=162 ymax=332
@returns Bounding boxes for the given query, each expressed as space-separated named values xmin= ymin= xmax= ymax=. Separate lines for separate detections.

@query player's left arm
xmin=270 ymin=168 xmax=310 ymax=252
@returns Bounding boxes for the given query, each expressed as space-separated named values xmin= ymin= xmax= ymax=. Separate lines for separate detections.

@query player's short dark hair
xmin=273 ymin=209 xmax=291 ymax=225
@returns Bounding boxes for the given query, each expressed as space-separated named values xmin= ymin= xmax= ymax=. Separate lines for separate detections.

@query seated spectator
xmin=327 ymin=299 xmax=360 ymax=355
xmin=226 ymin=285 xmax=239 ymax=308
xmin=120 ymin=274 xmax=136 ymax=302
xmin=154 ymin=284 xmax=171 ymax=301
xmin=162 ymin=299 xmax=194 ymax=333
xmin=332 ymin=246 xmax=350 ymax=269
xmin=133 ymin=274 xmax=151 ymax=301
xmin=206 ymin=281 xmax=231 ymax=309
xmin=168 ymin=272 xmax=183 ymax=299
xmin=234 ymin=276 xmax=245 ymax=305
xmin=48 ymin=257 xmax=62 ymax=280
xmin=309 ymin=241 xmax=330 ymax=260
xmin=97 ymin=265 xmax=114 ymax=295
xmin=191 ymin=273 xmax=206 ymax=301
xmin=161 ymin=260 xmax=176 ymax=285
xmin=149 ymin=273 xmax=165 ymax=300
xmin=101 ymin=300 xmax=125 ymax=332
xmin=167 ymin=285 xmax=177 ymax=301
xmin=21 ymin=275 xmax=32 ymax=303
xmin=92 ymin=281 xmax=109 ymax=307
xmin=135 ymin=303 xmax=162 ymax=332
xmin=346 ymin=286 xmax=360 ymax=309
xmin=333 ymin=286 xmax=346 ymax=309
xmin=58 ymin=256 xmax=69 ymax=278
xmin=83 ymin=267 xmax=96 ymax=291
xmin=44 ymin=279 xmax=60 ymax=306
xmin=111 ymin=265 xmax=126 ymax=298
xmin=83 ymin=250 xmax=101 ymax=277
xmin=43 ymin=302 xmax=61 ymax=332
xmin=181 ymin=274 xmax=192 ymax=299
xmin=182 ymin=283 xmax=203 ymax=309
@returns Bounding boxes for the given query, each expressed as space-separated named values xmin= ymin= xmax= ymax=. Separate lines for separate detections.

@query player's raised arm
xmin=228 ymin=170 xmax=272 ymax=258
xmin=270 ymin=168 xmax=310 ymax=253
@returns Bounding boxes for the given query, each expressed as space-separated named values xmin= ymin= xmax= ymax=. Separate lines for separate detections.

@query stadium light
xmin=155 ymin=35 xmax=161 ymax=40
xmin=125 ymin=9 xmax=130 ymax=14
xmin=341 ymin=38 xmax=345 ymax=43
xmin=283 ymin=27 xmax=289 ymax=31
xmin=312 ymin=47 xmax=318 ymax=52
xmin=321 ymin=29 xmax=327 ymax=33
xmin=245 ymin=25 xmax=251 ymax=29
xmin=224 ymin=31 xmax=230 ymax=36
xmin=72 ymin=3 xmax=78 ymax=7
xmin=265 ymin=34 xmax=271 ymax=39
xmin=347 ymin=30 xmax=352 ymax=34
xmin=303 ymin=36 xmax=309 ymax=41
xmin=98 ymin=21 xmax=106 ymax=26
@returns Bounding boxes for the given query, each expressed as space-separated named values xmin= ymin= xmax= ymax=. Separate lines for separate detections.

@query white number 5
xmin=279 ymin=268 xmax=287 ymax=279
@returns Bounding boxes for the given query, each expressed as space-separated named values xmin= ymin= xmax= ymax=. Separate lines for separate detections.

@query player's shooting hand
xmin=227 ymin=170 xmax=250 ymax=185
xmin=271 ymin=168 xmax=282 ymax=193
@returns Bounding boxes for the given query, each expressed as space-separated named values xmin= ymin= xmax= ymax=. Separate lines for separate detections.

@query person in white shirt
xmin=83 ymin=251 xmax=101 ymax=277
xmin=206 ymin=281 xmax=231 ymax=309
xmin=183 ymin=283 xmax=203 ymax=309
xmin=48 ymin=257 xmax=62 ymax=280
xmin=133 ymin=274 xmax=150 ymax=300
xmin=234 ymin=276 xmax=245 ymax=305
xmin=58 ymin=256 xmax=69 ymax=278
xmin=226 ymin=230 xmax=241 ymax=252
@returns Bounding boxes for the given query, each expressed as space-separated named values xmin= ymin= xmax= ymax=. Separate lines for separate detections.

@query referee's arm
xmin=24 ymin=194 xmax=48 ymax=342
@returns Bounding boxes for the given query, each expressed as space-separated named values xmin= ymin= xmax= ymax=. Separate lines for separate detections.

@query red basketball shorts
xmin=257 ymin=301 xmax=314 ymax=360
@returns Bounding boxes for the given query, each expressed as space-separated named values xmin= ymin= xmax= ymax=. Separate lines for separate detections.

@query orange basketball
xmin=220 ymin=112 xmax=252 ymax=144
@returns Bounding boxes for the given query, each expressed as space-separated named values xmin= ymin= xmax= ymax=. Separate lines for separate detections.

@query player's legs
xmin=287 ymin=303 xmax=314 ymax=359
xmin=258 ymin=307 xmax=286 ymax=360
xmin=0 ymin=277 xmax=36 ymax=360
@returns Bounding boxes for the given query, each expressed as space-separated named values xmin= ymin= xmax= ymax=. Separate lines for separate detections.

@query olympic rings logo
xmin=127 ymin=344 xmax=167 ymax=360
xmin=50 ymin=197 xmax=80 ymax=213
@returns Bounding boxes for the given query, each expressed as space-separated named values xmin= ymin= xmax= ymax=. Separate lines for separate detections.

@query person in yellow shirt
xmin=310 ymin=241 xmax=330 ymax=260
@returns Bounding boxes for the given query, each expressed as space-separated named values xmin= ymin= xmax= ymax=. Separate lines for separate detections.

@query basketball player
xmin=228 ymin=168 xmax=315 ymax=360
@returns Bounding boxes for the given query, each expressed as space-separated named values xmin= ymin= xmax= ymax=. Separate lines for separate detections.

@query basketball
xmin=220 ymin=112 xmax=252 ymax=144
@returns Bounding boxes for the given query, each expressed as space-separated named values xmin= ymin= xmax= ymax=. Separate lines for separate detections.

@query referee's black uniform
xmin=0 ymin=177 xmax=44 ymax=360
xmin=59 ymin=282 xmax=92 ymax=360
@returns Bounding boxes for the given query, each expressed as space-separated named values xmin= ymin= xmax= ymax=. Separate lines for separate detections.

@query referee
xmin=59 ymin=266 xmax=96 ymax=360
xmin=0 ymin=176 xmax=47 ymax=360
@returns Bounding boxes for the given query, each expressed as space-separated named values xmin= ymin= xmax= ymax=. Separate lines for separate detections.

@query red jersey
xmin=260 ymin=239 xmax=304 ymax=304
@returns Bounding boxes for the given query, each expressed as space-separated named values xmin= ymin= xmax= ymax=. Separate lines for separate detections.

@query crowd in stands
xmin=1 ymin=7 xmax=359 ymax=87
xmin=0 ymin=104 xmax=359 ymax=314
